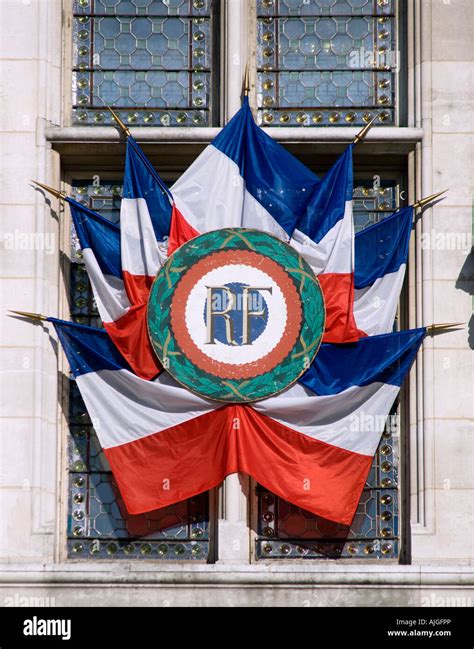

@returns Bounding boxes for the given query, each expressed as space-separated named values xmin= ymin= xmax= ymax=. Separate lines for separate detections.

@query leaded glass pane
xmin=256 ymin=0 xmax=398 ymax=126
xmin=67 ymin=179 xmax=211 ymax=560
xmin=72 ymin=0 xmax=217 ymax=126
xmin=255 ymin=177 xmax=402 ymax=560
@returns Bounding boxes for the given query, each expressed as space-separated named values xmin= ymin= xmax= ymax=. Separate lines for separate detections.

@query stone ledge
xmin=44 ymin=124 xmax=424 ymax=145
xmin=0 ymin=563 xmax=472 ymax=587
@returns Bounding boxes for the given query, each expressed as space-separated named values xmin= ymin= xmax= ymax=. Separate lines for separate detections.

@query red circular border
xmin=170 ymin=250 xmax=302 ymax=380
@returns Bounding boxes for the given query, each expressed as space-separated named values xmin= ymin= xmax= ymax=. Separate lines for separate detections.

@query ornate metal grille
xmin=255 ymin=177 xmax=403 ymax=560
xmin=256 ymin=0 xmax=399 ymax=127
xmin=71 ymin=0 xmax=218 ymax=127
xmin=67 ymin=179 xmax=211 ymax=560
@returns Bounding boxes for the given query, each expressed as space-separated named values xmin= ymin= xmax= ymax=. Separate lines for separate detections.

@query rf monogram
xmin=205 ymin=285 xmax=273 ymax=345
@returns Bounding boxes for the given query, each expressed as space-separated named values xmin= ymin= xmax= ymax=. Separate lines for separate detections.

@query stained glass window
xmin=71 ymin=0 xmax=218 ymax=126
xmin=255 ymin=177 xmax=404 ymax=560
xmin=67 ymin=179 xmax=213 ymax=560
xmin=256 ymin=0 xmax=400 ymax=127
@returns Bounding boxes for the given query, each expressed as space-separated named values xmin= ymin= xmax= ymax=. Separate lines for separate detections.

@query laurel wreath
xmin=147 ymin=229 xmax=325 ymax=403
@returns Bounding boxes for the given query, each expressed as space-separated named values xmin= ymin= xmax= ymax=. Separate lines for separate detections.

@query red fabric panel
xmin=105 ymin=303 xmax=161 ymax=381
xmin=105 ymin=404 xmax=372 ymax=526
xmin=105 ymin=407 xmax=238 ymax=514
xmin=319 ymin=272 xmax=360 ymax=344
xmin=235 ymin=406 xmax=372 ymax=526
xmin=168 ymin=204 xmax=200 ymax=256
xmin=122 ymin=270 xmax=154 ymax=306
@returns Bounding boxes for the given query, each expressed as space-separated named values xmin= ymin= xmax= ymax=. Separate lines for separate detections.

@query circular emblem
xmin=147 ymin=228 xmax=325 ymax=403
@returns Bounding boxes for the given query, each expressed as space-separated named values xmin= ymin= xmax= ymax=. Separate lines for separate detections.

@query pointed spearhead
xmin=107 ymin=106 xmax=131 ymax=137
xmin=243 ymin=63 xmax=250 ymax=97
xmin=426 ymin=322 xmax=464 ymax=335
xmin=353 ymin=115 xmax=378 ymax=145
xmin=31 ymin=180 xmax=66 ymax=200
xmin=8 ymin=310 xmax=48 ymax=321
xmin=413 ymin=189 xmax=448 ymax=210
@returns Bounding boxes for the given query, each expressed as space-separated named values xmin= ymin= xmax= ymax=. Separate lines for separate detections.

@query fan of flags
xmin=15 ymin=100 xmax=455 ymax=527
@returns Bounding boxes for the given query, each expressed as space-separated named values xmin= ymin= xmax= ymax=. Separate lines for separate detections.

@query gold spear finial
xmin=426 ymin=322 xmax=464 ymax=335
xmin=8 ymin=310 xmax=48 ymax=321
xmin=413 ymin=189 xmax=449 ymax=210
xmin=353 ymin=114 xmax=378 ymax=145
xmin=107 ymin=106 xmax=131 ymax=137
xmin=31 ymin=180 xmax=66 ymax=200
xmin=243 ymin=63 xmax=250 ymax=97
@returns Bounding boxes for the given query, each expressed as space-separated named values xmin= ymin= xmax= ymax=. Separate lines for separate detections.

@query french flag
xmin=290 ymin=145 xmax=359 ymax=343
xmin=67 ymin=136 xmax=172 ymax=380
xmin=51 ymin=317 xmax=424 ymax=525
xmin=169 ymin=97 xmax=320 ymax=252
xmin=354 ymin=206 xmax=413 ymax=336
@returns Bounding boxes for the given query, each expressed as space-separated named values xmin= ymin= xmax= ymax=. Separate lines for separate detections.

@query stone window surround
xmin=53 ymin=131 xmax=419 ymax=569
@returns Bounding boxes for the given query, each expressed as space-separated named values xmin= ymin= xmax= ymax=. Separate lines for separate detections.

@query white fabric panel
xmin=254 ymin=381 xmax=400 ymax=456
xmin=77 ymin=370 xmax=216 ymax=449
xmin=290 ymin=200 xmax=353 ymax=275
xmin=171 ymin=145 xmax=288 ymax=240
xmin=354 ymin=264 xmax=406 ymax=336
xmin=120 ymin=198 xmax=164 ymax=277
xmin=77 ymin=358 xmax=398 ymax=456
xmin=82 ymin=249 xmax=129 ymax=323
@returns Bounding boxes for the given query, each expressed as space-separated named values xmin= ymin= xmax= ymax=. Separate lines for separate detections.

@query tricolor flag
xmin=67 ymin=136 xmax=173 ymax=380
xmin=169 ymin=97 xmax=320 ymax=250
xmin=290 ymin=145 xmax=359 ymax=343
xmin=354 ymin=206 xmax=413 ymax=336
xmin=105 ymin=136 xmax=172 ymax=379
xmin=51 ymin=317 xmax=424 ymax=525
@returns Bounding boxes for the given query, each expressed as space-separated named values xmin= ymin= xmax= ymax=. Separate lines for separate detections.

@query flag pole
xmin=107 ymin=106 xmax=131 ymax=138
xmin=243 ymin=63 xmax=250 ymax=98
xmin=426 ymin=322 xmax=464 ymax=335
xmin=413 ymin=189 xmax=448 ymax=210
xmin=31 ymin=180 xmax=66 ymax=200
xmin=352 ymin=115 xmax=378 ymax=146
xmin=7 ymin=310 xmax=48 ymax=321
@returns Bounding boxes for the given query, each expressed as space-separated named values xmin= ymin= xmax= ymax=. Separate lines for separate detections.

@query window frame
xmin=63 ymin=0 xmax=223 ymax=128
xmin=252 ymin=0 xmax=407 ymax=128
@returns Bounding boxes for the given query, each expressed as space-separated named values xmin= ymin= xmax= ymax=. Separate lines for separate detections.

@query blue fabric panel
xmin=355 ymin=207 xmax=413 ymax=289
xmin=67 ymin=198 xmax=122 ymax=278
xmin=299 ymin=328 xmax=426 ymax=395
xmin=51 ymin=318 xmax=132 ymax=377
xmin=293 ymin=145 xmax=353 ymax=244
xmin=212 ymin=98 xmax=320 ymax=236
xmin=123 ymin=136 xmax=172 ymax=241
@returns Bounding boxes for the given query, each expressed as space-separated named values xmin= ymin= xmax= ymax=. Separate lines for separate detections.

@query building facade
xmin=0 ymin=0 xmax=473 ymax=606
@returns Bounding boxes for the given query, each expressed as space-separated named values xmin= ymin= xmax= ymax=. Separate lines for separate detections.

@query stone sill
xmin=0 ymin=563 xmax=472 ymax=587
xmin=46 ymin=124 xmax=423 ymax=169
xmin=45 ymin=124 xmax=423 ymax=146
